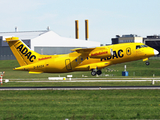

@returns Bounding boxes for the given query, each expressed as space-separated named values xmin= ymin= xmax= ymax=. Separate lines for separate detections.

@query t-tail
xmin=5 ymin=37 xmax=40 ymax=66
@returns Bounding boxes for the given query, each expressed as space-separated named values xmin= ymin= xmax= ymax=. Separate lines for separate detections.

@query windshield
xmin=136 ymin=45 xmax=148 ymax=49
xmin=141 ymin=45 xmax=148 ymax=48
xmin=136 ymin=45 xmax=141 ymax=49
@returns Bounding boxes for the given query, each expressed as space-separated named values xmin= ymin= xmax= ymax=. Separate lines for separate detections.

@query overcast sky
xmin=0 ymin=0 xmax=160 ymax=44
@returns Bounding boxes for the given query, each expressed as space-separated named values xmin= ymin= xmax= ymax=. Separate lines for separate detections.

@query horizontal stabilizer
xmin=14 ymin=65 xmax=43 ymax=74
xmin=29 ymin=71 xmax=43 ymax=74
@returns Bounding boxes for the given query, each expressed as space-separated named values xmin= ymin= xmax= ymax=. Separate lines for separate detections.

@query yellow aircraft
xmin=5 ymin=37 xmax=159 ymax=76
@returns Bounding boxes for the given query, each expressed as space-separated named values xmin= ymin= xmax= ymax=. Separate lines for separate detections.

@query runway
xmin=0 ymin=86 xmax=160 ymax=90
xmin=8 ymin=77 xmax=160 ymax=82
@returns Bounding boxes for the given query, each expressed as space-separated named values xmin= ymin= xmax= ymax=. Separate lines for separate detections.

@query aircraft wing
xmin=71 ymin=48 xmax=95 ymax=53
xmin=71 ymin=47 xmax=113 ymax=58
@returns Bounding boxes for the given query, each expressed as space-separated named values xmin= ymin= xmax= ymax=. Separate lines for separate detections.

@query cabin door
xmin=65 ymin=59 xmax=72 ymax=70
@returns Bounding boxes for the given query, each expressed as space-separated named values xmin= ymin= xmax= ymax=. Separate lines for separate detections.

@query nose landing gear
xmin=145 ymin=61 xmax=150 ymax=65
xmin=91 ymin=69 xmax=102 ymax=76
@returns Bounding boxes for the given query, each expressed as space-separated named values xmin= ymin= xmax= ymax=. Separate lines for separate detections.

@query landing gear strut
xmin=145 ymin=61 xmax=150 ymax=66
xmin=91 ymin=69 xmax=102 ymax=76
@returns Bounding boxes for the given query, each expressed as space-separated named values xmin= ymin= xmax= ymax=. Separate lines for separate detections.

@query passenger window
xmin=136 ymin=45 xmax=141 ymax=49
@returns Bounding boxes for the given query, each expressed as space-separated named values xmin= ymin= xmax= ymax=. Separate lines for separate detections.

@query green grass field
xmin=0 ymin=59 xmax=160 ymax=119
xmin=1 ymin=81 xmax=160 ymax=87
xmin=0 ymin=90 xmax=160 ymax=119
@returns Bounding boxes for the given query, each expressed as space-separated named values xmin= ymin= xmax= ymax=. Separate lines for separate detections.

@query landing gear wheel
xmin=97 ymin=70 xmax=102 ymax=75
xmin=145 ymin=61 xmax=150 ymax=66
xmin=91 ymin=70 xmax=97 ymax=76
xmin=91 ymin=69 xmax=102 ymax=76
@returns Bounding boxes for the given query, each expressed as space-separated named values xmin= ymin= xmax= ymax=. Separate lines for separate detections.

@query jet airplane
xmin=5 ymin=37 xmax=159 ymax=76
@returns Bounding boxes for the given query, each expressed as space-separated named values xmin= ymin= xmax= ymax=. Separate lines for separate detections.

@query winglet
xmin=71 ymin=48 xmax=83 ymax=52
xmin=71 ymin=48 xmax=95 ymax=53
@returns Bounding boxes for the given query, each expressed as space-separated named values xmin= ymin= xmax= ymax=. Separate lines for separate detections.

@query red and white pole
xmin=0 ymin=75 xmax=3 ymax=85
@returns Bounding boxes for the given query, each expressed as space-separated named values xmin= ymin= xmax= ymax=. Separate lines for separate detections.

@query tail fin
xmin=5 ymin=37 xmax=40 ymax=66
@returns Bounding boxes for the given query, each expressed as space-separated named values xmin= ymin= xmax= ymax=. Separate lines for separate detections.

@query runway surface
xmin=8 ymin=77 xmax=160 ymax=82
xmin=0 ymin=86 xmax=160 ymax=90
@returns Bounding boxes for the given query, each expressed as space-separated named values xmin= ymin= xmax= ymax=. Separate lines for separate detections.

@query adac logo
xmin=17 ymin=44 xmax=36 ymax=62
xmin=107 ymin=49 xmax=124 ymax=60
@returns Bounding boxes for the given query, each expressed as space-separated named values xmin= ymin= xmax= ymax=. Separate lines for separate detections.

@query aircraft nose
xmin=154 ymin=49 xmax=159 ymax=55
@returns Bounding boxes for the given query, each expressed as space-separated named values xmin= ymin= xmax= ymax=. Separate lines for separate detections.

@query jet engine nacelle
xmin=89 ymin=48 xmax=113 ymax=58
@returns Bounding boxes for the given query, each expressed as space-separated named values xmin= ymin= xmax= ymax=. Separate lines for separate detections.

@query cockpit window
xmin=136 ymin=45 xmax=141 ymax=49
xmin=141 ymin=45 xmax=148 ymax=48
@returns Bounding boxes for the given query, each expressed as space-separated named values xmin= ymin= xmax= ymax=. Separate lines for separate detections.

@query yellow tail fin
xmin=5 ymin=37 xmax=40 ymax=66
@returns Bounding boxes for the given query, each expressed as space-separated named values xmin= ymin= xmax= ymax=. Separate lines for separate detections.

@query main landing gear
xmin=91 ymin=69 xmax=102 ymax=76
xmin=145 ymin=61 xmax=150 ymax=66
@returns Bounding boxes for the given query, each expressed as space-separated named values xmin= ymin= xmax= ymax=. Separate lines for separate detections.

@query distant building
xmin=111 ymin=34 xmax=160 ymax=55
xmin=112 ymin=34 xmax=143 ymax=44
xmin=0 ymin=30 xmax=100 ymax=60
xmin=143 ymin=35 xmax=160 ymax=53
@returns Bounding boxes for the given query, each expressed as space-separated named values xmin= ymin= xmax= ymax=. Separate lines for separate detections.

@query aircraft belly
xmin=75 ymin=61 xmax=110 ymax=71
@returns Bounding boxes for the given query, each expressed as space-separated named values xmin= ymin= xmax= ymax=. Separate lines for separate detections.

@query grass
xmin=105 ymin=58 xmax=160 ymax=77
xmin=0 ymin=59 xmax=160 ymax=119
xmin=1 ymin=81 xmax=160 ymax=87
xmin=0 ymin=90 xmax=160 ymax=119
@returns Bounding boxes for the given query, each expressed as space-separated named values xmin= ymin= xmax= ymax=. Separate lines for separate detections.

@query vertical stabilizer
xmin=5 ymin=37 xmax=40 ymax=66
